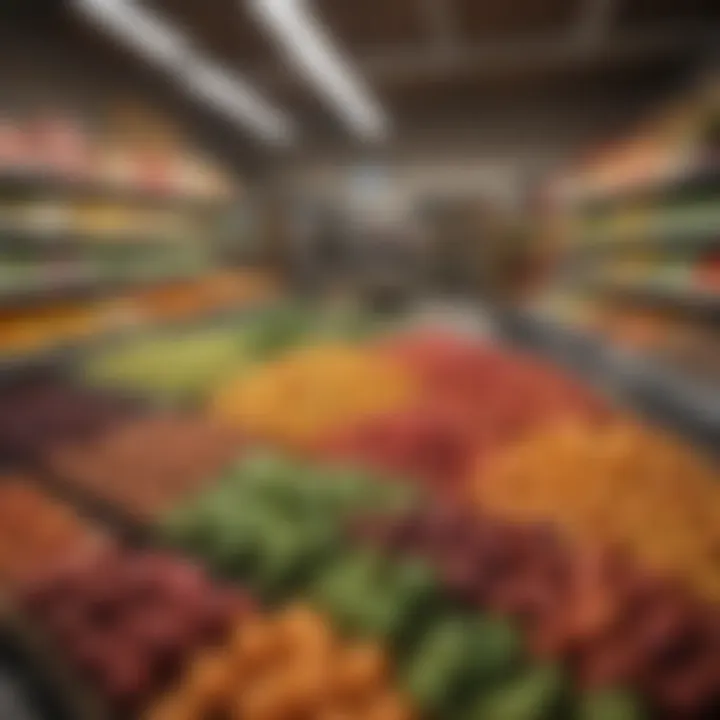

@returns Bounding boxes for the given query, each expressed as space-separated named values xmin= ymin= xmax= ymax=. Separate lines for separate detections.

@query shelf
xmin=0 ymin=170 xmax=235 ymax=211
xmin=0 ymin=228 xmax=196 ymax=252
xmin=0 ymin=270 xmax=204 ymax=309
xmin=572 ymin=161 xmax=720 ymax=212
xmin=0 ymin=299 xmax=276 ymax=382
xmin=496 ymin=308 xmax=720 ymax=452
xmin=563 ymin=227 xmax=720 ymax=259
xmin=591 ymin=280 xmax=720 ymax=319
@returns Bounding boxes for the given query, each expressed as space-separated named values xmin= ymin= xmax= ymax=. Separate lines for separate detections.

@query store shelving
xmin=497 ymin=307 xmax=720 ymax=450
xmin=0 ymin=270 xmax=207 ymax=310
xmin=0 ymin=170 xmax=236 ymax=212
xmin=588 ymin=279 xmax=720 ymax=318
xmin=572 ymin=159 xmax=720 ymax=211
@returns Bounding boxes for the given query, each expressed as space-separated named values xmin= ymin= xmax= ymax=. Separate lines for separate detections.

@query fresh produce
xmin=0 ymin=479 xmax=104 ymax=588
xmin=378 ymin=331 xmax=609 ymax=435
xmin=321 ymin=406 xmax=477 ymax=498
xmin=84 ymin=328 xmax=256 ymax=404
xmin=159 ymin=451 xmax=418 ymax=601
xmin=401 ymin=613 xmax=522 ymax=714
xmin=474 ymin=421 xmax=720 ymax=602
xmin=0 ymin=377 xmax=137 ymax=462
xmin=0 ymin=303 xmax=104 ymax=355
xmin=48 ymin=415 xmax=244 ymax=520
xmin=19 ymin=545 xmax=253 ymax=713
xmin=325 ymin=331 xmax=611 ymax=495
xmin=127 ymin=270 xmax=277 ymax=322
xmin=211 ymin=345 xmax=419 ymax=451
xmin=355 ymin=506 xmax=717 ymax=718
xmin=310 ymin=550 xmax=438 ymax=646
xmin=145 ymin=603 xmax=415 ymax=720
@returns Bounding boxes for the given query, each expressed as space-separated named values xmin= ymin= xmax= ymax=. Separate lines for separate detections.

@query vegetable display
xmin=47 ymin=415 xmax=244 ymax=520
xmin=474 ymin=422 xmax=720 ymax=602
xmin=211 ymin=345 xmax=419 ymax=451
xmin=1 ymin=310 xmax=718 ymax=720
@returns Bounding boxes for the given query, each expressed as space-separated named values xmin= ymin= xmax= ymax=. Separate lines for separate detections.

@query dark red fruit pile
xmin=0 ymin=377 xmax=137 ymax=462
xmin=353 ymin=507 xmax=720 ymax=718
xmin=322 ymin=406 xmax=475 ymax=496
xmin=19 ymin=546 xmax=254 ymax=712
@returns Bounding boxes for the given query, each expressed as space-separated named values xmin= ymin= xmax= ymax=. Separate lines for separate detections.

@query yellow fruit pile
xmin=146 ymin=604 xmax=414 ymax=720
xmin=211 ymin=344 xmax=418 ymax=451
xmin=474 ymin=421 xmax=720 ymax=601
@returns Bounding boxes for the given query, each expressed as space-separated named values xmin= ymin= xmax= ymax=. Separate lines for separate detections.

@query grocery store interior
xmin=1 ymin=1 xmax=720 ymax=718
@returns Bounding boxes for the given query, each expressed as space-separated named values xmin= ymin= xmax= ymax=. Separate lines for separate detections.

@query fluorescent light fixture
xmin=74 ymin=0 xmax=295 ymax=145
xmin=74 ymin=0 xmax=189 ymax=70
xmin=183 ymin=60 xmax=294 ymax=145
xmin=250 ymin=0 xmax=390 ymax=141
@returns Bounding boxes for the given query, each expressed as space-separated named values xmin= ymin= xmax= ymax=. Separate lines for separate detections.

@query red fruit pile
xmin=327 ymin=332 xmax=610 ymax=495
xmin=322 ymin=407 xmax=475 ymax=497
xmin=19 ymin=546 xmax=254 ymax=712
xmin=353 ymin=507 xmax=720 ymax=718
xmin=0 ymin=478 xmax=105 ymax=588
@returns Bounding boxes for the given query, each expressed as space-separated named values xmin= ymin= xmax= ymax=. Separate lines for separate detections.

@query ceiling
xmin=6 ymin=0 xmax=720 ymax=158
xmin=146 ymin=0 xmax=720 ymax=142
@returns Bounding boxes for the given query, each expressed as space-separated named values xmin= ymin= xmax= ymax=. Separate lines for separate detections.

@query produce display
xmin=47 ymin=416 xmax=244 ymax=520
xmin=82 ymin=304 xmax=374 ymax=406
xmin=322 ymin=331 xmax=610 ymax=496
xmin=0 ymin=307 xmax=718 ymax=720
xmin=0 ymin=304 xmax=104 ymax=355
xmin=211 ymin=345 xmax=419 ymax=451
xmin=159 ymin=451 xmax=418 ymax=602
xmin=124 ymin=271 xmax=278 ymax=323
xmin=474 ymin=421 xmax=720 ymax=602
xmin=19 ymin=546 xmax=253 ymax=713
xmin=0 ymin=479 xmax=104 ymax=589
xmin=146 ymin=604 xmax=415 ymax=720
xmin=355 ymin=506 xmax=718 ymax=718
xmin=0 ymin=272 xmax=277 ymax=362
xmin=84 ymin=329 xmax=257 ymax=404
xmin=0 ymin=377 xmax=137 ymax=462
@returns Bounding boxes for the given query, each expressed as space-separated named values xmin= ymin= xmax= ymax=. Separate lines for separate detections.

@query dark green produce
xmin=310 ymin=550 xmax=438 ymax=645
xmin=577 ymin=689 xmax=645 ymax=720
xmin=402 ymin=614 xmax=523 ymax=714
xmin=468 ymin=664 xmax=570 ymax=720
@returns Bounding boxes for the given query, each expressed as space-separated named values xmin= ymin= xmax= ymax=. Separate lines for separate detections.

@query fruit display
xmin=159 ymin=451 xmax=418 ymax=602
xmin=84 ymin=328 xmax=258 ymax=405
xmin=211 ymin=344 xmax=419 ymax=451
xmin=124 ymin=271 xmax=278 ymax=323
xmin=145 ymin=603 xmax=415 ymax=720
xmin=18 ymin=546 xmax=253 ymax=714
xmin=474 ymin=421 xmax=720 ymax=602
xmin=47 ymin=415 xmax=244 ymax=521
xmin=354 ymin=505 xmax=718 ymax=718
xmin=320 ymin=331 xmax=610 ymax=496
xmin=0 ymin=377 xmax=138 ymax=462
xmin=0 ymin=307 xmax=719 ymax=720
xmin=0 ymin=304 xmax=106 ymax=356
xmin=0 ymin=479 xmax=105 ymax=589
xmin=322 ymin=406 xmax=477 ymax=498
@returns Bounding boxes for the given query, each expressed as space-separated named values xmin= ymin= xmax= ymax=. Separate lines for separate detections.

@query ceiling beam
xmin=419 ymin=0 xmax=460 ymax=55
xmin=250 ymin=23 xmax=715 ymax=88
xmin=575 ymin=0 xmax=616 ymax=46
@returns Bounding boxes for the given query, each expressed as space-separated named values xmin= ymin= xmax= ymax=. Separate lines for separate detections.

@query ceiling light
xmin=183 ymin=60 xmax=295 ymax=145
xmin=74 ymin=0 xmax=189 ymax=71
xmin=74 ymin=0 xmax=295 ymax=145
xmin=249 ymin=0 xmax=390 ymax=141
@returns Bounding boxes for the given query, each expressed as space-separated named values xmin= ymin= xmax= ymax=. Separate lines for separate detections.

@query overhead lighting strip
xmin=74 ymin=0 xmax=295 ymax=145
xmin=249 ymin=0 xmax=390 ymax=141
